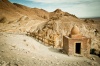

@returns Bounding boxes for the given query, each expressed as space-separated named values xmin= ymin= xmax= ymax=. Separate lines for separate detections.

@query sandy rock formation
xmin=0 ymin=0 xmax=100 ymax=55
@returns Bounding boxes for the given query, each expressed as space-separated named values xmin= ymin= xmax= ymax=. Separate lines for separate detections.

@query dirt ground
xmin=0 ymin=32 xmax=100 ymax=66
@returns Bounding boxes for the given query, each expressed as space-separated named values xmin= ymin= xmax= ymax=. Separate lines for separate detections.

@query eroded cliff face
xmin=0 ymin=0 xmax=100 ymax=55
xmin=30 ymin=13 xmax=100 ymax=51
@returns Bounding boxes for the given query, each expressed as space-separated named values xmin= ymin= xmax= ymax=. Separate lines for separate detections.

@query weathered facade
xmin=63 ymin=26 xmax=91 ymax=57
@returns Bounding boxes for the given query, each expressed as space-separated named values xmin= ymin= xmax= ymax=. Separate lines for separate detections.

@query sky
xmin=9 ymin=0 xmax=100 ymax=18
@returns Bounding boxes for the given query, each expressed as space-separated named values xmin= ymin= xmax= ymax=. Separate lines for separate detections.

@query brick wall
xmin=63 ymin=36 xmax=91 ymax=57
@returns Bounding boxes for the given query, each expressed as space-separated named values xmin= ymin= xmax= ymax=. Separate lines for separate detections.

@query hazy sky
xmin=10 ymin=0 xmax=100 ymax=18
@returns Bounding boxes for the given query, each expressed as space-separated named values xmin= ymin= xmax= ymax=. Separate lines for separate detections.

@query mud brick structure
xmin=63 ymin=26 xmax=91 ymax=57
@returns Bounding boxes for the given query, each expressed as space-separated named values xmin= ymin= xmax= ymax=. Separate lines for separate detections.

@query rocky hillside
xmin=0 ymin=0 xmax=49 ymax=33
xmin=0 ymin=0 xmax=49 ymax=21
xmin=0 ymin=0 xmax=100 ymax=55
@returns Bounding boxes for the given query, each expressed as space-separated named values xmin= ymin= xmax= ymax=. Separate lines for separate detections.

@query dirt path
xmin=0 ymin=32 xmax=100 ymax=66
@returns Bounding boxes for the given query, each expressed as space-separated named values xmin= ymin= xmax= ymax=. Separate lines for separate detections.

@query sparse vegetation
xmin=0 ymin=17 xmax=7 ymax=23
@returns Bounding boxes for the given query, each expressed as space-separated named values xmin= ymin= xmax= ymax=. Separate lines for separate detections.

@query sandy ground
xmin=0 ymin=32 xmax=100 ymax=66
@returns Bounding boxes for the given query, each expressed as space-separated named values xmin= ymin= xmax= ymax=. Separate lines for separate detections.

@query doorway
xmin=75 ymin=43 xmax=81 ymax=54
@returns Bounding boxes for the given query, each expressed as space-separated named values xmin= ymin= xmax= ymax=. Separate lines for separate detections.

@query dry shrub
xmin=0 ymin=17 xmax=7 ymax=23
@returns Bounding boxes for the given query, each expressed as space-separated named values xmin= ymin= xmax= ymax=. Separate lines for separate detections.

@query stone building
xmin=63 ymin=26 xmax=91 ymax=57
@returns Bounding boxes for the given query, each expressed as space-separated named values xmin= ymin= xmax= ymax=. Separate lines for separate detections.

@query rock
xmin=14 ymin=63 xmax=19 ymax=66
xmin=51 ymin=61 xmax=53 ymax=64
xmin=56 ymin=63 xmax=59 ymax=65
xmin=34 ymin=62 xmax=36 ymax=64
xmin=90 ymin=62 xmax=98 ymax=66
xmin=12 ymin=45 xmax=16 ymax=48
xmin=1 ymin=50 xmax=4 ymax=52
xmin=86 ymin=61 xmax=97 ymax=66
xmin=73 ymin=62 xmax=78 ymax=66
xmin=90 ymin=57 xmax=95 ymax=61
xmin=1 ymin=61 xmax=9 ymax=66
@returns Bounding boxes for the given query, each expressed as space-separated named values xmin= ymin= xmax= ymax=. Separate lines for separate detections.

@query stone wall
xmin=63 ymin=36 xmax=91 ymax=57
